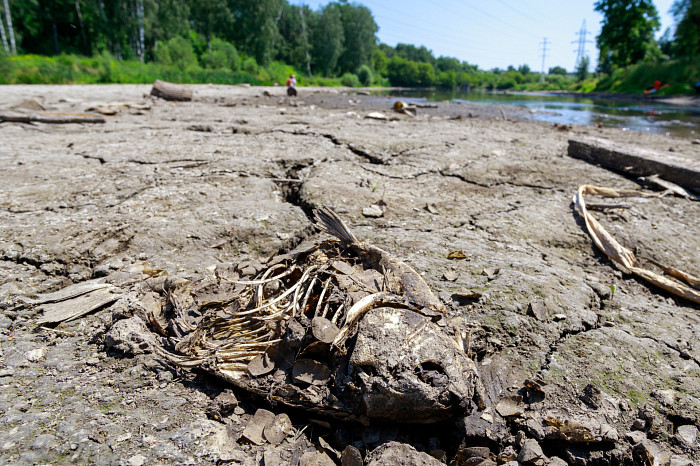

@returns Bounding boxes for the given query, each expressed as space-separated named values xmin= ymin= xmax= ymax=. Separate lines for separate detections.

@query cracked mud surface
xmin=0 ymin=84 xmax=698 ymax=465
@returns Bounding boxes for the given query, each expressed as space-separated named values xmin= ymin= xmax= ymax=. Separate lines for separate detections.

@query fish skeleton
xmin=153 ymin=207 xmax=483 ymax=423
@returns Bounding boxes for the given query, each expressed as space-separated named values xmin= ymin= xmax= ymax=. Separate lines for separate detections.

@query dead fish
xmin=153 ymin=207 xmax=482 ymax=423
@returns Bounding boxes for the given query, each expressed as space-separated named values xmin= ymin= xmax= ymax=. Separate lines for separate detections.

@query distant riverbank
xmin=375 ymin=88 xmax=700 ymax=137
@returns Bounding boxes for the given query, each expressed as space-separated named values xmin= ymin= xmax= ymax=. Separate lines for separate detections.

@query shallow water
xmin=379 ymin=89 xmax=700 ymax=138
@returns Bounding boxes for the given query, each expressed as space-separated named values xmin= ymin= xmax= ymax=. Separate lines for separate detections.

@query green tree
xmin=594 ymin=0 xmax=660 ymax=69
xmin=356 ymin=64 xmax=372 ymax=85
xmin=671 ymin=0 xmax=700 ymax=60
xmin=436 ymin=56 xmax=460 ymax=73
xmin=548 ymin=65 xmax=567 ymax=75
xmin=575 ymin=56 xmax=590 ymax=81
xmin=311 ymin=3 xmax=343 ymax=76
xmin=276 ymin=3 xmax=315 ymax=72
xmin=395 ymin=43 xmax=434 ymax=64
xmin=335 ymin=1 xmax=377 ymax=74
xmin=228 ymin=0 xmax=280 ymax=67
xmin=190 ymin=0 xmax=232 ymax=49
xmin=149 ymin=0 xmax=190 ymax=47
xmin=201 ymin=37 xmax=239 ymax=70
xmin=371 ymin=47 xmax=388 ymax=75
xmin=156 ymin=35 xmax=197 ymax=69
xmin=386 ymin=55 xmax=433 ymax=86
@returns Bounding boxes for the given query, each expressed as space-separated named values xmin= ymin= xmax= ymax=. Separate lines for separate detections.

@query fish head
xmin=348 ymin=307 xmax=477 ymax=423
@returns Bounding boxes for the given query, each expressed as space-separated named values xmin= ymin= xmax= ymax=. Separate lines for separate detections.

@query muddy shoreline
xmin=0 ymin=84 xmax=698 ymax=465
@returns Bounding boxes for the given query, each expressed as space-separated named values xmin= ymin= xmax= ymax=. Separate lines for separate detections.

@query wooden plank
xmin=18 ymin=280 xmax=112 ymax=305
xmin=37 ymin=287 xmax=121 ymax=325
xmin=568 ymin=137 xmax=700 ymax=190
xmin=0 ymin=111 xmax=106 ymax=124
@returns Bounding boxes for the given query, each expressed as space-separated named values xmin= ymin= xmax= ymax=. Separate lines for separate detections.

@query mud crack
xmin=538 ymin=316 xmax=602 ymax=374
xmin=620 ymin=328 xmax=700 ymax=367
xmin=439 ymin=168 xmax=558 ymax=190
xmin=268 ymin=128 xmax=387 ymax=164
xmin=80 ymin=154 xmax=106 ymax=164
xmin=273 ymin=161 xmax=320 ymax=254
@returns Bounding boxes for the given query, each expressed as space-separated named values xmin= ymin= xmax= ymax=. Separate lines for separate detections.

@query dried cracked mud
xmin=0 ymin=84 xmax=698 ymax=465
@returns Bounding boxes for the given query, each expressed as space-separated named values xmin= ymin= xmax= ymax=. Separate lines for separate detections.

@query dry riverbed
xmin=0 ymin=84 xmax=698 ymax=465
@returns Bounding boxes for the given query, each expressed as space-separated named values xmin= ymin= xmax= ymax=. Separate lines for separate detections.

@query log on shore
xmin=150 ymin=80 xmax=193 ymax=101
xmin=568 ymin=137 xmax=700 ymax=190
xmin=0 ymin=111 xmax=106 ymax=124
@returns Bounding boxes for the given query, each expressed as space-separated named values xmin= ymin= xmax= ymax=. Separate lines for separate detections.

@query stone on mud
xmin=366 ymin=442 xmax=443 ymax=465
xmin=676 ymin=425 xmax=698 ymax=447
xmin=518 ymin=439 xmax=545 ymax=465
xmin=242 ymin=409 xmax=275 ymax=446
xmin=103 ymin=316 xmax=155 ymax=355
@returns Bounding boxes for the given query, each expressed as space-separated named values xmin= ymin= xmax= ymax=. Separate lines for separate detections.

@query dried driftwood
xmin=33 ymin=281 xmax=122 ymax=325
xmin=568 ymin=137 xmax=700 ymax=190
xmin=0 ymin=111 xmax=106 ymax=124
xmin=150 ymin=80 xmax=193 ymax=101
xmin=574 ymin=184 xmax=700 ymax=304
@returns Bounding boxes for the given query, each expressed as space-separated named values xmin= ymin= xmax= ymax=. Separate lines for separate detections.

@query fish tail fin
xmin=315 ymin=206 xmax=358 ymax=243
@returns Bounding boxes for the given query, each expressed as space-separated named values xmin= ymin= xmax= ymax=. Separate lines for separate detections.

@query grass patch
xmin=594 ymin=59 xmax=699 ymax=95
xmin=0 ymin=54 xmax=349 ymax=87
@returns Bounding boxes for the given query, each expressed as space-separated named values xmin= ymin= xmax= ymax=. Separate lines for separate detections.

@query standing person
xmin=286 ymin=74 xmax=297 ymax=97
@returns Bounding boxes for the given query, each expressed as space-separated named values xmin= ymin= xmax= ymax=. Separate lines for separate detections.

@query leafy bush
xmin=308 ymin=76 xmax=342 ymax=86
xmin=386 ymin=56 xmax=435 ymax=87
xmin=496 ymin=78 xmax=516 ymax=90
xmin=156 ymin=37 xmax=198 ymax=70
xmin=241 ymin=57 xmax=259 ymax=74
xmin=267 ymin=61 xmax=295 ymax=85
xmin=548 ymin=66 xmax=567 ymax=75
xmin=341 ymin=72 xmax=360 ymax=87
xmin=357 ymin=64 xmax=373 ymax=86
xmin=436 ymin=70 xmax=456 ymax=89
xmin=96 ymin=51 xmax=118 ymax=83
xmin=201 ymin=38 xmax=239 ymax=71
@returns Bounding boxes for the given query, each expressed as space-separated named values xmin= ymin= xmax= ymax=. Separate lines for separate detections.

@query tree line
xmin=0 ymin=0 xmax=698 ymax=92
xmin=0 ymin=0 xmax=379 ymax=79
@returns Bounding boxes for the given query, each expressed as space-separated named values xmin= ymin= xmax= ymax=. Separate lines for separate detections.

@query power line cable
xmin=373 ymin=13 xmax=532 ymax=55
xmin=491 ymin=0 xmax=540 ymax=23
xmin=424 ymin=0 xmax=537 ymax=37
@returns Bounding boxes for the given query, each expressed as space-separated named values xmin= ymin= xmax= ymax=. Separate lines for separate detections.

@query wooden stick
xmin=150 ymin=80 xmax=193 ymax=101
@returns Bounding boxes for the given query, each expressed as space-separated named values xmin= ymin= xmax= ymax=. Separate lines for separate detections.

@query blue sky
xmin=301 ymin=0 xmax=677 ymax=72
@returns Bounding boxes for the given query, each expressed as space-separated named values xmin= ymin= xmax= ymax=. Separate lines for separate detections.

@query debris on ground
xmin=574 ymin=184 xmax=700 ymax=304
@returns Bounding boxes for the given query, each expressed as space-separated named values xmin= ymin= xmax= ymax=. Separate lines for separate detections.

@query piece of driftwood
xmin=36 ymin=285 xmax=121 ymax=325
xmin=568 ymin=137 xmax=700 ymax=190
xmin=150 ymin=80 xmax=193 ymax=101
xmin=0 ymin=111 xmax=105 ymax=124
xmin=641 ymin=174 xmax=699 ymax=200
xmin=573 ymin=184 xmax=700 ymax=304
xmin=18 ymin=281 xmax=113 ymax=306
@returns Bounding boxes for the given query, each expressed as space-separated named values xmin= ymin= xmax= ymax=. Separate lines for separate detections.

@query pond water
xmin=379 ymin=89 xmax=700 ymax=138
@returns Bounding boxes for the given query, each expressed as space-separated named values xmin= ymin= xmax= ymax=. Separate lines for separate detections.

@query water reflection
xmin=377 ymin=89 xmax=700 ymax=138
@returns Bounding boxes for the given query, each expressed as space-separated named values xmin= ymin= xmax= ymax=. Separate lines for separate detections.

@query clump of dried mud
xmin=0 ymin=84 xmax=698 ymax=465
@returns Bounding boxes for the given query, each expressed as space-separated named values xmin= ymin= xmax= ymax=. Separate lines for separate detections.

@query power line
xmin=491 ymin=0 xmax=539 ymax=23
xmin=571 ymin=19 xmax=594 ymax=70
xmin=375 ymin=15 xmax=526 ymax=55
xmin=424 ymin=0 xmax=536 ymax=37
xmin=539 ymin=37 xmax=549 ymax=80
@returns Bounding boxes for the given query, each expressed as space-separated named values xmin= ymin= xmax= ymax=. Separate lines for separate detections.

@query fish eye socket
xmin=414 ymin=362 xmax=449 ymax=388
xmin=414 ymin=361 xmax=446 ymax=375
